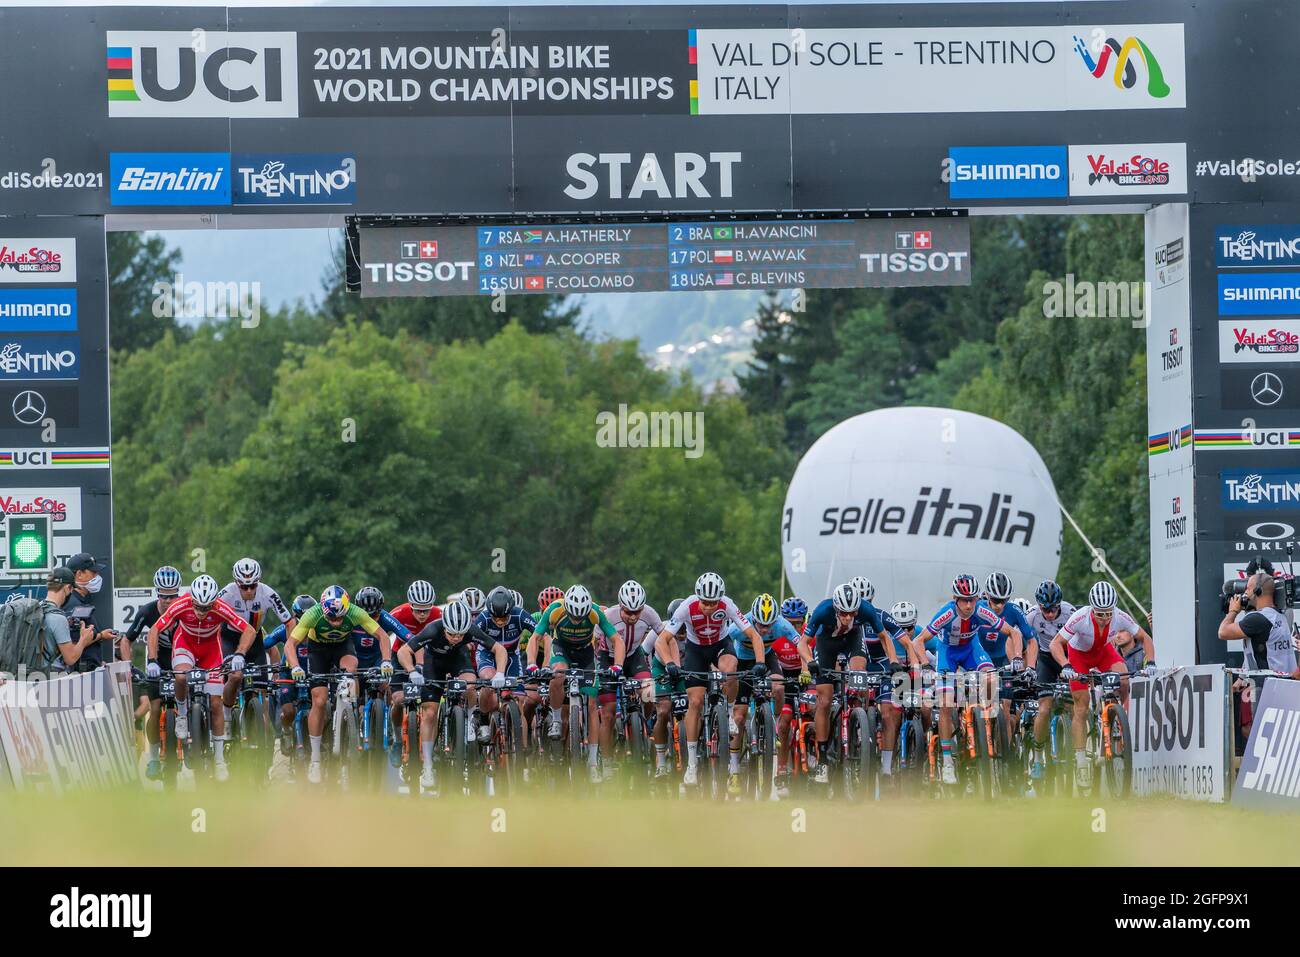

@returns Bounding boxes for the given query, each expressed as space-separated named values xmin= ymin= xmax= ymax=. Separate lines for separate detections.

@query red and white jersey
xmin=665 ymin=595 xmax=747 ymax=646
xmin=157 ymin=593 xmax=248 ymax=643
xmin=389 ymin=602 xmax=441 ymax=650
xmin=1061 ymin=606 xmax=1138 ymax=653
xmin=217 ymin=582 xmax=293 ymax=631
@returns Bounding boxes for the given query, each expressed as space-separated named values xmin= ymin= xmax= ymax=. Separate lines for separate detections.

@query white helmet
xmin=564 ymin=584 xmax=593 ymax=620
xmin=443 ymin=599 xmax=472 ymax=634
xmin=460 ymin=586 xmax=485 ymax=614
xmin=618 ymin=579 xmax=646 ymax=612
xmin=232 ymin=557 xmax=261 ymax=586
xmin=1089 ymin=581 xmax=1117 ymax=610
xmin=509 ymin=589 xmax=524 ymax=609
xmin=850 ymin=575 xmax=874 ymax=603
xmin=190 ymin=574 xmax=220 ymax=606
xmin=694 ymin=572 xmax=725 ymax=601
xmin=984 ymin=571 xmax=1014 ymax=601
xmin=406 ymin=580 xmax=436 ymax=608
xmin=1011 ymin=597 xmax=1033 ymax=616
xmin=890 ymin=600 xmax=917 ymax=627
xmin=833 ymin=583 xmax=859 ymax=614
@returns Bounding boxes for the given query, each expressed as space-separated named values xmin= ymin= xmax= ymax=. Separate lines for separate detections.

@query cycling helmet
xmin=232 ymin=557 xmax=262 ymax=586
xmin=832 ymin=583 xmax=859 ymax=614
xmin=406 ymin=579 xmax=436 ymax=608
xmin=850 ymin=575 xmax=874 ymax=603
xmin=618 ymin=579 xmax=647 ymax=612
xmin=291 ymin=594 xmax=317 ymax=617
xmin=1011 ymin=597 xmax=1033 ymax=616
xmin=890 ymin=600 xmax=917 ymax=627
xmin=320 ymin=585 xmax=349 ymax=618
xmin=443 ymin=599 xmax=472 ymax=634
xmin=564 ymin=584 xmax=593 ymax=620
xmin=695 ymin=572 xmax=725 ymax=601
xmin=509 ymin=589 xmax=524 ymax=610
xmin=781 ymin=597 xmax=808 ymax=621
xmin=538 ymin=586 xmax=564 ymax=611
xmin=751 ymin=593 xmax=778 ymax=626
xmin=952 ymin=574 xmax=980 ymax=599
xmin=355 ymin=586 xmax=383 ymax=616
xmin=486 ymin=586 xmax=513 ymax=619
xmin=984 ymin=572 xmax=1014 ymax=601
xmin=1089 ymin=581 xmax=1117 ymax=610
xmin=666 ymin=598 xmax=684 ymax=619
xmin=460 ymin=586 xmax=485 ymax=614
xmin=153 ymin=565 xmax=181 ymax=593
xmin=190 ymin=574 xmax=219 ymax=606
xmin=1035 ymin=580 xmax=1063 ymax=609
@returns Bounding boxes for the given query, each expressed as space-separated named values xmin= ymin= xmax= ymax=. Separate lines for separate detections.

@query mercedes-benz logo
xmin=11 ymin=389 xmax=46 ymax=425
xmin=1251 ymin=372 xmax=1284 ymax=407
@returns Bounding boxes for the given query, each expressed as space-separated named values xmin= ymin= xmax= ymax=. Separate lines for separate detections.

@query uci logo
xmin=1168 ymin=428 xmax=1182 ymax=450
xmin=6 ymin=449 xmax=49 ymax=466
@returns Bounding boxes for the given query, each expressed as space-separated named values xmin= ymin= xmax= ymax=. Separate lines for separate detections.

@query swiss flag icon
xmin=419 ymin=240 xmax=439 ymax=259
xmin=914 ymin=231 xmax=932 ymax=249
xmin=525 ymin=276 xmax=545 ymax=290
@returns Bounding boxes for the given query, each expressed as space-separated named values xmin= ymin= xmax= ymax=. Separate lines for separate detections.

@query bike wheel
xmin=844 ymin=708 xmax=874 ymax=802
xmin=625 ymin=711 xmax=649 ymax=792
xmin=366 ymin=698 xmax=387 ymax=790
xmin=405 ymin=706 xmax=422 ymax=797
xmin=969 ymin=708 xmax=993 ymax=800
xmin=756 ymin=705 xmax=776 ymax=800
xmin=710 ymin=700 xmax=731 ymax=800
xmin=991 ymin=708 xmax=1014 ymax=798
xmin=191 ymin=701 xmax=211 ymax=776
xmin=1102 ymin=702 xmax=1133 ymax=798
xmin=334 ymin=701 xmax=358 ymax=790
xmin=567 ymin=701 xmax=584 ymax=786
xmin=904 ymin=719 xmax=926 ymax=797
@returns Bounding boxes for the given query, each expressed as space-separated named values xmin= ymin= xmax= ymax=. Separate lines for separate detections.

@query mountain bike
xmin=1072 ymin=668 xmax=1134 ymax=798
xmin=679 ymin=669 xmax=734 ymax=799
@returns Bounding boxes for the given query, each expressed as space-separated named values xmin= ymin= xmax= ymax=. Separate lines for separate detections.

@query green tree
xmin=107 ymin=232 xmax=183 ymax=352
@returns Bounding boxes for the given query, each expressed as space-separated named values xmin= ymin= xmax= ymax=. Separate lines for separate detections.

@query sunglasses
xmin=238 ymin=582 xmax=259 ymax=590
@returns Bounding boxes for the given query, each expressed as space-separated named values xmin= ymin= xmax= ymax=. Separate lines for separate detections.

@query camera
xmin=1221 ymin=557 xmax=1298 ymax=613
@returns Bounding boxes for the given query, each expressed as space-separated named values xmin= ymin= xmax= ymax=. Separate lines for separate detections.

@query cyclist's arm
xmin=1024 ymin=636 xmax=1038 ymax=669
xmin=1049 ymin=632 xmax=1069 ymax=667
xmin=742 ymin=622 xmax=765 ymax=662
xmin=654 ymin=628 xmax=680 ymax=667
xmin=1002 ymin=622 xmax=1023 ymax=660
xmin=908 ymin=628 xmax=932 ymax=664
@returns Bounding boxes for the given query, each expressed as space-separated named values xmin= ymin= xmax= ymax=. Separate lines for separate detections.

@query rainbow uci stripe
xmin=1194 ymin=429 xmax=1300 ymax=449
xmin=1147 ymin=424 xmax=1191 ymax=455
xmin=107 ymin=46 xmax=138 ymax=102
xmin=688 ymin=29 xmax=699 ymax=114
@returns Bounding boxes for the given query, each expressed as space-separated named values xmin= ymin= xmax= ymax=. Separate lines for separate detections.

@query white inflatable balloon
xmin=781 ymin=407 xmax=1062 ymax=619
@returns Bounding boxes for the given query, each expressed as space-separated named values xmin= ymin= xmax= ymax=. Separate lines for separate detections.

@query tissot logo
xmin=818 ymin=487 xmax=1035 ymax=545
xmin=106 ymin=31 xmax=299 ymax=118
xmin=1165 ymin=494 xmax=1186 ymax=540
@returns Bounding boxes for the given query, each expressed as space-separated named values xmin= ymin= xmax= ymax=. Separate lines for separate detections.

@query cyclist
xmin=460 ymin=586 xmax=486 ymax=618
xmin=1024 ymin=580 xmax=1076 ymax=780
xmin=1050 ymin=581 xmax=1143 ymax=790
xmin=800 ymin=582 xmax=902 ymax=783
xmin=398 ymin=599 xmax=506 ymax=792
xmin=130 ymin=566 xmax=182 ymax=780
xmin=726 ymin=593 xmax=797 ymax=795
xmin=534 ymin=586 xmax=564 ymax=624
xmin=911 ymin=574 xmax=1022 ymax=786
xmin=388 ymin=580 xmax=440 ymax=760
xmin=597 ymin=580 xmax=661 ymax=780
xmin=781 ymin=597 xmax=808 ymax=636
xmin=218 ymin=557 xmax=296 ymax=738
xmin=145 ymin=574 xmax=257 ymax=783
xmin=528 ymin=584 xmax=623 ymax=783
xmin=264 ymin=594 xmax=316 ymax=767
xmin=888 ymin=600 xmax=932 ymax=737
xmin=286 ymin=586 xmax=394 ymax=785
xmin=649 ymin=597 xmax=688 ymax=779
xmin=475 ymin=586 xmax=539 ymax=745
xmin=771 ymin=597 xmax=812 ymax=796
xmin=976 ymin=571 xmax=1033 ymax=744
xmin=656 ymin=572 xmax=765 ymax=787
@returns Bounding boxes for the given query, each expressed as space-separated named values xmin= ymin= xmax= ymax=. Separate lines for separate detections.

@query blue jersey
xmin=922 ymin=601 xmax=1004 ymax=647
xmin=807 ymin=598 xmax=884 ymax=642
xmin=263 ymin=622 xmax=287 ymax=651
xmin=351 ymin=609 xmax=408 ymax=661
xmin=728 ymin=613 xmax=799 ymax=660
xmin=976 ymin=600 xmax=1033 ymax=660
xmin=473 ymin=606 xmax=534 ymax=653
xmin=886 ymin=624 xmax=916 ymax=661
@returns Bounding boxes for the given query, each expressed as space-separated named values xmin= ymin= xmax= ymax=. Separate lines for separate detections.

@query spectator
xmin=42 ymin=566 xmax=96 ymax=672
xmin=65 ymin=552 xmax=115 ymax=670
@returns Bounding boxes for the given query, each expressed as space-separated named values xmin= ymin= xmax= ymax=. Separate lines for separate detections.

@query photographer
xmin=1219 ymin=569 xmax=1299 ymax=744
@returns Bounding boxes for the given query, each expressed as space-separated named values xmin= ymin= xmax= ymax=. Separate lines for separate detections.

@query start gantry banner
xmin=0 ymin=1 xmax=1296 ymax=216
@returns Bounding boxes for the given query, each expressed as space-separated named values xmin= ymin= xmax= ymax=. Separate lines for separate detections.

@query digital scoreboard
xmin=358 ymin=216 xmax=969 ymax=298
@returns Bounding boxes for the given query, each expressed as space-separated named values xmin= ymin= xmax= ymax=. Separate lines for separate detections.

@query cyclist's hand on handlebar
xmin=750 ymin=662 xmax=768 ymax=679
xmin=798 ymin=668 xmax=812 ymax=687
xmin=887 ymin=660 xmax=907 ymax=674
xmin=291 ymin=665 xmax=306 ymax=682
xmin=666 ymin=663 xmax=681 ymax=682
xmin=1142 ymin=664 xmax=1158 ymax=677
xmin=608 ymin=664 xmax=623 ymax=680
xmin=491 ymin=672 xmax=506 ymax=689
xmin=407 ymin=670 xmax=424 ymax=686
xmin=230 ymin=654 xmax=246 ymax=673
xmin=809 ymin=660 xmax=823 ymax=679
xmin=527 ymin=662 xmax=539 ymax=676
xmin=1060 ymin=665 xmax=1077 ymax=683
xmin=146 ymin=660 xmax=161 ymax=680
xmin=380 ymin=659 xmax=394 ymax=679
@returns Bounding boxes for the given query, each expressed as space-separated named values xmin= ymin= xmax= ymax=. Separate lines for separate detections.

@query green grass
xmin=3 ymin=785 xmax=1298 ymax=866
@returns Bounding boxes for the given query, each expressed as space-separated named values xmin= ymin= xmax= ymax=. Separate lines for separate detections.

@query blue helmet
xmin=1035 ymin=580 xmax=1063 ymax=609
xmin=153 ymin=565 xmax=181 ymax=592
xmin=781 ymin=597 xmax=808 ymax=620
xmin=292 ymin=594 xmax=317 ymax=617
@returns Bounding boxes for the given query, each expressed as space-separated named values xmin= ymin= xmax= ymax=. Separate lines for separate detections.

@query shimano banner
xmin=1232 ymin=677 xmax=1300 ymax=809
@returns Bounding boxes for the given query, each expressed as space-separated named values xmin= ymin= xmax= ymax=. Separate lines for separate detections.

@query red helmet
xmin=537 ymin=586 xmax=564 ymax=611
xmin=952 ymin=574 xmax=980 ymax=599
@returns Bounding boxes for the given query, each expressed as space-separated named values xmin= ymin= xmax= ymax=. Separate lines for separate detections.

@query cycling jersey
xmin=976 ymin=599 xmax=1033 ymax=660
xmin=727 ymin=612 xmax=798 ymax=661
xmin=598 ymin=604 xmax=663 ymax=658
xmin=664 ymin=595 xmax=747 ymax=646
xmin=353 ymin=609 xmax=408 ymax=661
xmin=534 ymin=600 xmax=617 ymax=649
xmin=1060 ymin=606 xmax=1138 ymax=652
xmin=805 ymin=598 xmax=885 ymax=642
xmin=389 ymin=603 xmax=440 ymax=650
xmin=291 ymin=603 xmax=379 ymax=645
xmin=407 ymin=619 xmax=496 ymax=658
xmin=473 ymin=606 xmax=534 ymax=653
xmin=921 ymin=601 xmax=1003 ymax=647
xmin=217 ymin=582 xmax=293 ymax=633
xmin=127 ymin=598 xmax=178 ymax=650
xmin=772 ymin=635 xmax=803 ymax=671
xmin=156 ymin=593 xmax=248 ymax=643
xmin=1025 ymin=601 xmax=1077 ymax=652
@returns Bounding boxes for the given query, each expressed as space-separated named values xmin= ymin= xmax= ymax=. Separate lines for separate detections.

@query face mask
xmin=84 ymin=574 xmax=103 ymax=594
